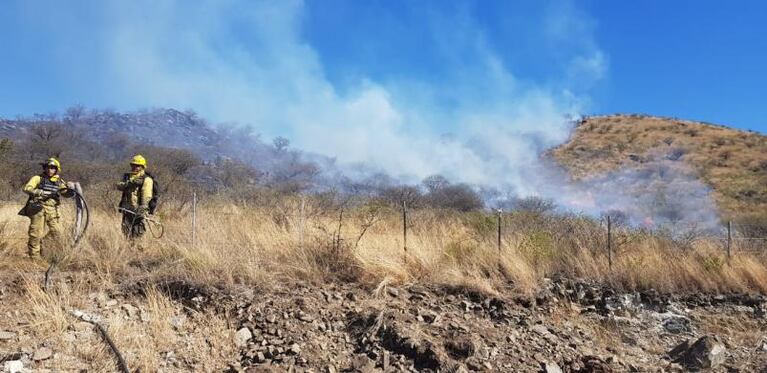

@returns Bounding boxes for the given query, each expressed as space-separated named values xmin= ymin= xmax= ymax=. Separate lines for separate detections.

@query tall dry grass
xmin=2 ymin=194 xmax=764 ymax=296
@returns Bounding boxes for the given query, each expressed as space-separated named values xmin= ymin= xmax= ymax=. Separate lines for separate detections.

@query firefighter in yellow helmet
xmin=116 ymin=155 xmax=154 ymax=238
xmin=20 ymin=158 xmax=75 ymax=260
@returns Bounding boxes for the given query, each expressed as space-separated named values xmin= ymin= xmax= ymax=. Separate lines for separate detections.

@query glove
xmin=137 ymin=205 xmax=149 ymax=216
xmin=66 ymin=182 xmax=76 ymax=190
xmin=130 ymin=178 xmax=144 ymax=186
xmin=33 ymin=189 xmax=53 ymax=198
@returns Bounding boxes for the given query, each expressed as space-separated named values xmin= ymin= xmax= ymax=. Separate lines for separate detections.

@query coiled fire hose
xmin=43 ymin=183 xmax=90 ymax=291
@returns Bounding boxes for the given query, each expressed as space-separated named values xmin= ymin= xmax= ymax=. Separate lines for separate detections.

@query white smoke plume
xmin=96 ymin=1 xmax=596 ymax=188
xmin=5 ymin=0 xmax=721 ymax=230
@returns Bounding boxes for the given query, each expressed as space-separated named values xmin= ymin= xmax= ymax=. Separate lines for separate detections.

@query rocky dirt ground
xmin=1 ymin=274 xmax=767 ymax=372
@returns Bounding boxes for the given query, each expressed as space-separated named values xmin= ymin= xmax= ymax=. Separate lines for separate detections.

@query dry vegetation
xmin=2 ymin=192 xmax=766 ymax=297
xmin=1 ymin=194 xmax=766 ymax=370
xmin=551 ymin=114 xmax=767 ymax=219
xmin=2 ymin=112 xmax=767 ymax=370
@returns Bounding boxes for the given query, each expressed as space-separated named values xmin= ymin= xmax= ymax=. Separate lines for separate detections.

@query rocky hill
xmin=0 ymin=108 xmax=221 ymax=155
xmin=551 ymin=114 xmax=767 ymax=219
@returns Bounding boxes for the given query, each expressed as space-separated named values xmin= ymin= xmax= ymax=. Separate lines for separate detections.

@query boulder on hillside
xmin=668 ymin=335 xmax=726 ymax=371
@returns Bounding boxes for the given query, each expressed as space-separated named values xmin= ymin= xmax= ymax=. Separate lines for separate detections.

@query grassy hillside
xmin=551 ymin=114 xmax=767 ymax=219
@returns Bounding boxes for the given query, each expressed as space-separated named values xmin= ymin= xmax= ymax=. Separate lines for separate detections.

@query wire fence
xmin=3 ymin=192 xmax=767 ymax=263
xmin=185 ymin=194 xmax=767 ymax=263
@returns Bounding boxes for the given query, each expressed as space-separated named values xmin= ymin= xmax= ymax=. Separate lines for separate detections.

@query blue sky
xmin=0 ymin=0 xmax=765 ymax=136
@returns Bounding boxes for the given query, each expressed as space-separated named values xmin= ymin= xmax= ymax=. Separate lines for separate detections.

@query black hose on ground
xmin=46 ymin=191 xmax=128 ymax=371
xmin=70 ymin=310 xmax=130 ymax=373
xmin=93 ymin=319 xmax=130 ymax=373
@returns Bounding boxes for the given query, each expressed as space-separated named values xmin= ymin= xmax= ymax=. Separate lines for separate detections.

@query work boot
xmin=28 ymin=255 xmax=48 ymax=267
xmin=127 ymin=239 xmax=145 ymax=252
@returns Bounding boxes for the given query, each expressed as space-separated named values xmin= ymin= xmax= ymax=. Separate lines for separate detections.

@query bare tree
xmin=428 ymin=183 xmax=484 ymax=212
xmin=273 ymin=136 xmax=290 ymax=152
xmin=379 ymin=185 xmax=424 ymax=208
xmin=64 ymin=104 xmax=86 ymax=123
xmin=354 ymin=202 xmax=385 ymax=249
xmin=512 ymin=196 xmax=556 ymax=215
xmin=29 ymin=122 xmax=65 ymax=158
xmin=422 ymin=174 xmax=449 ymax=193
xmin=0 ymin=139 xmax=12 ymax=162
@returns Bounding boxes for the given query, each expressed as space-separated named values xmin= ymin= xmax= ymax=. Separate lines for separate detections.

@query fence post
xmin=497 ymin=209 xmax=502 ymax=254
xmin=607 ymin=215 xmax=612 ymax=270
xmin=192 ymin=192 xmax=197 ymax=248
xmin=299 ymin=196 xmax=305 ymax=250
xmin=402 ymin=200 xmax=408 ymax=253
xmin=726 ymin=220 xmax=732 ymax=261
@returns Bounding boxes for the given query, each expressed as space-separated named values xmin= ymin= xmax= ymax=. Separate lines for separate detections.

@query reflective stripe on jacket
xmin=23 ymin=174 xmax=68 ymax=207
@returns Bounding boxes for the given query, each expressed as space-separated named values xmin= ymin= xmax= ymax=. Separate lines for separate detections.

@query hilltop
xmin=551 ymin=114 xmax=767 ymax=219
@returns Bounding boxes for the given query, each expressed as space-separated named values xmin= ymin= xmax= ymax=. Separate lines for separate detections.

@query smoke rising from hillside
xmin=567 ymin=160 xmax=721 ymax=230
xmin=93 ymin=1 xmax=598 ymax=190
xmin=5 ymin=1 xmax=721 ymax=230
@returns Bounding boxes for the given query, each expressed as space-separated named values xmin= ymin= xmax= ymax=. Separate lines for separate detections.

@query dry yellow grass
xmin=1 ymin=194 xmax=766 ymax=370
xmin=2 ymin=195 xmax=764 ymax=296
xmin=551 ymin=114 xmax=767 ymax=218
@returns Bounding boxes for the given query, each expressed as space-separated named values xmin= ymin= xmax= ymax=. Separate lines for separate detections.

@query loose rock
xmin=288 ymin=343 xmax=301 ymax=355
xmin=235 ymin=327 xmax=253 ymax=347
xmin=3 ymin=360 xmax=24 ymax=373
xmin=544 ymin=361 xmax=563 ymax=373
xmin=663 ymin=316 xmax=691 ymax=334
xmin=386 ymin=287 xmax=399 ymax=298
xmin=33 ymin=347 xmax=53 ymax=361
xmin=669 ymin=335 xmax=726 ymax=370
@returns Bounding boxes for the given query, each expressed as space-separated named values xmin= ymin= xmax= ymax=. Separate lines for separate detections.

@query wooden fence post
xmin=192 ymin=192 xmax=197 ymax=248
xmin=726 ymin=220 xmax=732 ymax=261
xmin=497 ymin=209 xmax=502 ymax=253
xmin=299 ymin=196 xmax=305 ymax=250
xmin=607 ymin=215 xmax=612 ymax=270
xmin=403 ymin=200 xmax=408 ymax=253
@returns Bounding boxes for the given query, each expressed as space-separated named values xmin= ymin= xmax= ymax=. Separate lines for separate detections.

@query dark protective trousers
xmin=121 ymin=211 xmax=146 ymax=239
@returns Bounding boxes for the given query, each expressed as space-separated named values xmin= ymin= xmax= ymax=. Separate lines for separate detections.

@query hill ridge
xmin=553 ymin=114 xmax=767 ymax=218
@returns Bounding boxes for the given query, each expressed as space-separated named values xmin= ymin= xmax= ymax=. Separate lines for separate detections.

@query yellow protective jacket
xmin=116 ymin=169 xmax=153 ymax=210
xmin=23 ymin=174 xmax=73 ymax=207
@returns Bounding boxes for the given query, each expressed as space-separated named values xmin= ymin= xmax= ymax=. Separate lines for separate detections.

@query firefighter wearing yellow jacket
xmin=116 ymin=155 xmax=154 ymax=238
xmin=21 ymin=158 xmax=75 ymax=260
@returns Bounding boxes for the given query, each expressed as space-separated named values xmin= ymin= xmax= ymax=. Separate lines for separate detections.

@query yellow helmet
xmin=41 ymin=157 xmax=61 ymax=171
xmin=130 ymin=154 xmax=147 ymax=168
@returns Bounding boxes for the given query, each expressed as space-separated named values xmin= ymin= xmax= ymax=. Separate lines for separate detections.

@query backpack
xmin=122 ymin=172 xmax=160 ymax=214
